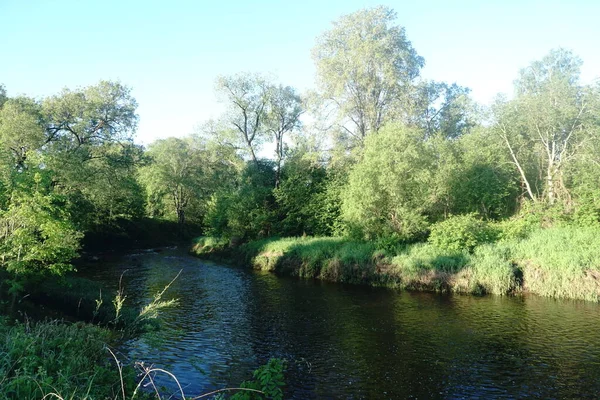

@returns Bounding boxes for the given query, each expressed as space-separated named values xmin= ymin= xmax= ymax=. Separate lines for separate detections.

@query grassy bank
xmin=0 ymin=318 xmax=143 ymax=400
xmin=192 ymin=226 xmax=600 ymax=302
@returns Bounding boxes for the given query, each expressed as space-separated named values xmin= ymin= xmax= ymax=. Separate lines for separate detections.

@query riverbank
xmin=191 ymin=226 xmax=600 ymax=302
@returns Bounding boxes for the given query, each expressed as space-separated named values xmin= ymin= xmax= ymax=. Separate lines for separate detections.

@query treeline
xmin=1 ymin=6 xmax=600 ymax=279
xmin=185 ymin=6 xmax=600 ymax=248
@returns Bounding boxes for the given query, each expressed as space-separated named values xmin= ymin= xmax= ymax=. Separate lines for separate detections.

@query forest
xmin=1 ymin=5 xmax=600 ymax=399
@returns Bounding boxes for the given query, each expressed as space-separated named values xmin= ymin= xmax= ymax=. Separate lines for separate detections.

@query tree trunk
xmin=177 ymin=207 xmax=185 ymax=226
xmin=275 ymin=135 xmax=282 ymax=189
xmin=547 ymin=164 xmax=555 ymax=205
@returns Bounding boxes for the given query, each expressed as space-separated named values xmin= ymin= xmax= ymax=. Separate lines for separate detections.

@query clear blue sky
xmin=1 ymin=0 xmax=598 ymax=144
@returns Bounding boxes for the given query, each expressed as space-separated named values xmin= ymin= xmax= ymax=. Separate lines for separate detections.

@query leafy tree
xmin=215 ymin=74 xmax=270 ymax=164
xmin=265 ymin=84 xmax=303 ymax=188
xmin=0 ymin=173 xmax=82 ymax=275
xmin=39 ymin=81 xmax=143 ymax=230
xmin=0 ymin=96 xmax=45 ymax=170
xmin=341 ymin=124 xmax=433 ymax=241
xmin=139 ymin=137 xmax=205 ymax=226
xmin=273 ymin=152 xmax=328 ymax=236
xmin=42 ymin=80 xmax=137 ymax=149
xmin=451 ymin=127 xmax=520 ymax=219
xmin=312 ymin=6 xmax=424 ymax=143
xmin=426 ymin=128 xmax=519 ymax=221
xmin=409 ymin=81 xmax=478 ymax=139
xmin=0 ymin=84 xmax=7 ymax=107
xmin=493 ymin=49 xmax=600 ymax=205
xmin=205 ymin=161 xmax=276 ymax=240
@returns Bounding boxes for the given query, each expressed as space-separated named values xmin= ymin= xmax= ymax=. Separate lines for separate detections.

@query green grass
xmin=193 ymin=226 xmax=600 ymax=301
xmin=191 ymin=235 xmax=230 ymax=256
xmin=0 ymin=317 xmax=286 ymax=400
xmin=510 ymin=226 xmax=600 ymax=301
xmin=0 ymin=319 xmax=139 ymax=400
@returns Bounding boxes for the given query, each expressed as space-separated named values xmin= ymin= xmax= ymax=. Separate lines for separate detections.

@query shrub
xmin=428 ymin=214 xmax=496 ymax=252
xmin=494 ymin=217 xmax=536 ymax=241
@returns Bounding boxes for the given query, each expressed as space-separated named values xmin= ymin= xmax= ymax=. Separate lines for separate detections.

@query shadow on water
xmin=80 ymin=248 xmax=600 ymax=399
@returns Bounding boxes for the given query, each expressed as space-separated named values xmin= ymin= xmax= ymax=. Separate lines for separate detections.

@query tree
xmin=0 ymin=173 xmax=82 ymax=275
xmin=42 ymin=80 xmax=138 ymax=149
xmin=41 ymin=81 xmax=143 ymax=229
xmin=408 ymin=81 xmax=477 ymax=139
xmin=493 ymin=49 xmax=600 ymax=205
xmin=0 ymin=96 xmax=45 ymax=170
xmin=215 ymin=74 xmax=270 ymax=164
xmin=448 ymin=127 xmax=519 ymax=219
xmin=273 ymin=151 xmax=328 ymax=236
xmin=204 ymin=160 xmax=277 ymax=240
xmin=139 ymin=138 xmax=205 ymax=226
xmin=0 ymin=84 xmax=7 ymax=108
xmin=265 ymin=84 xmax=303 ymax=188
xmin=312 ymin=6 xmax=424 ymax=143
xmin=341 ymin=124 xmax=434 ymax=241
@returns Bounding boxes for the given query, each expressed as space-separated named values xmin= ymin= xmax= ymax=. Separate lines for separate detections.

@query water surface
xmin=82 ymin=248 xmax=600 ymax=399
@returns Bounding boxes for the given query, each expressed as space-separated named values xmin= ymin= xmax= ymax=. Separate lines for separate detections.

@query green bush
xmin=428 ymin=214 xmax=496 ymax=252
xmin=225 ymin=358 xmax=286 ymax=400
xmin=494 ymin=216 xmax=536 ymax=241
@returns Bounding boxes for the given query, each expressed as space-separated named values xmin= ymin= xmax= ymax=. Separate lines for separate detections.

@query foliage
xmin=312 ymin=5 xmax=423 ymax=142
xmin=227 ymin=358 xmax=287 ymax=400
xmin=204 ymin=161 xmax=277 ymax=240
xmin=273 ymin=153 xmax=331 ymax=236
xmin=493 ymin=49 xmax=600 ymax=205
xmin=0 ymin=320 xmax=136 ymax=400
xmin=428 ymin=214 xmax=496 ymax=252
xmin=0 ymin=174 xmax=82 ymax=275
xmin=341 ymin=124 xmax=433 ymax=241
xmin=449 ymin=127 xmax=520 ymax=219
xmin=138 ymin=137 xmax=207 ymax=225
xmin=409 ymin=81 xmax=478 ymax=139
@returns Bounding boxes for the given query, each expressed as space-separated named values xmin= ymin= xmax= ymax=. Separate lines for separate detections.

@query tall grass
xmin=511 ymin=226 xmax=600 ymax=301
xmin=0 ymin=318 xmax=285 ymax=400
xmin=193 ymin=226 xmax=600 ymax=302
xmin=0 ymin=319 xmax=132 ymax=400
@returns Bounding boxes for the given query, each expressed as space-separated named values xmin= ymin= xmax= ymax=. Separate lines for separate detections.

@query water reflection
xmin=82 ymin=249 xmax=600 ymax=399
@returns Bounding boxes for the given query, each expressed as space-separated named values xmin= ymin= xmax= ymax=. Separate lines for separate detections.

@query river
xmin=80 ymin=247 xmax=600 ymax=399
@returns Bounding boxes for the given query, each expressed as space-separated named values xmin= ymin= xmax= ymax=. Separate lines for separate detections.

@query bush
xmin=494 ymin=216 xmax=536 ymax=241
xmin=428 ymin=214 xmax=496 ymax=252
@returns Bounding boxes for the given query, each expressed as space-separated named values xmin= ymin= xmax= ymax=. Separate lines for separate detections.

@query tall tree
xmin=265 ymin=84 xmax=303 ymax=188
xmin=0 ymin=84 xmax=7 ymax=108
xmin=41 ymin=81 xmax=143 ymax=228
xmin=216 ymin=74 xmax=269 ymax=164
xmin=0 ymin=96 xmax=45 ymax=170
xmin=341 ymin=124 xmax=434 ymax=240
xmin=312 ymin=6 xmax=424 ymax=143
xmin=493 ymin=49 xmax=600 ymax=205
xmin=139 ymin=138 xmax=205 ymax=226
xmin=409 ymin=81 xmax=477 ymax=139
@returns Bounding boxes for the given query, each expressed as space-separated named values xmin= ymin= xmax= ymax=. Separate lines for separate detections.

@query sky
xmin=1 ymin=0 xmax=599 ymax=145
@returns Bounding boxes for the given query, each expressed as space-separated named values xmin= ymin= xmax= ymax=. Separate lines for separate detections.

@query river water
xmin=81 ymin=247 xmax=600 ymax=399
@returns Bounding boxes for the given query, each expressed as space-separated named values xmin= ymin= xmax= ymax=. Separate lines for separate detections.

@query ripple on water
xmin=80 ymin=249 xmax=600 ymax=399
